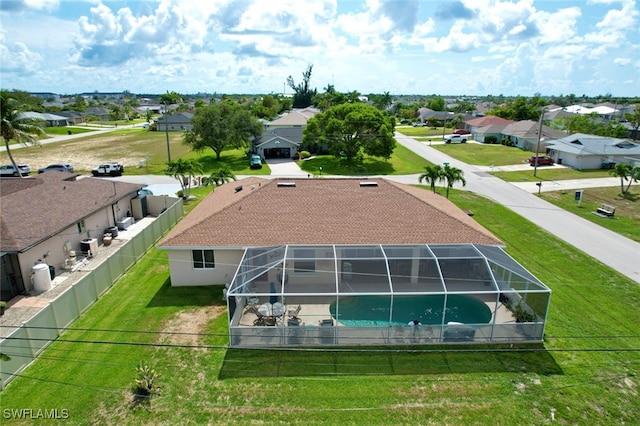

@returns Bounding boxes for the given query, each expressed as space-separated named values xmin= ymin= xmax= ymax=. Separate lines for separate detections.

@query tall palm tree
xmin=418 ymin=164 xmax=444 ymax=193
xmin=442 ymin=164 xmax=466 ymax=199
xmin=1 ymin=92 xmax=45 ymax=178
xmin=609 ymin=163 xmax=632 ymax=193
xmin=165 ymin=158 xmax=203 ymax=199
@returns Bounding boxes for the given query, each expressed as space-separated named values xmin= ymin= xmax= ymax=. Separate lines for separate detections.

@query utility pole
xmin=533 ymin=106 xmax=546 ymax=177
xmin=164 ymin=101 xmax=171 ymax=163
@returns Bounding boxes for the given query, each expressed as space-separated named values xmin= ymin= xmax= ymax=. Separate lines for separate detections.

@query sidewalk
xmin=393 ymin=133 xmax=640 ymax=284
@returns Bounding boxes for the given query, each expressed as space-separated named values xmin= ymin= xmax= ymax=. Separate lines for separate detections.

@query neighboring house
xmin=84 ymin=107 xmax=111 ymax=121
xmin=56 ymin=110 xmax=84 ymax=125
xmin=251 ymin=108 xmax=319 ymax=158
xmin=545 ymin=133 xmax=640 ymax=170
xmin=253 ymin=127 xmax=303 ymax=159
xmin=0 ymin=173 xmax=143 ymax=300
xmin=20 ymin=111 xmax=70 ymax=127
xmin=158 ymin=178 xmax=551 ymax=347
xmin=155 ymin=112 xmax=194 ymax=131
xmin=268 ymin=107 xmax=318 ymax=128
xmin=465 ymin=116 xmax=514 ymax=142
xmin=416 ymin=108 xmax=456 ymax=125
xmin=500 ymin=120 xmax=566 ymax=151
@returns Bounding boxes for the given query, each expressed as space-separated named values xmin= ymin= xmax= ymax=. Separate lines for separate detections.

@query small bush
xmin=485 ymin=136 xmax=498 ymax=144
xmin=299 ymin=150 xmax=311 ymax=159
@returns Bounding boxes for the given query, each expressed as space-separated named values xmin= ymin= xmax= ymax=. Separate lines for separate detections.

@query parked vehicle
xmin=529 ymin=156 xmax=554 ymax=166
xmin=444 ymin=134 xmax=467 ymax=144
xmin=0 ymin=163 xmax=31 ymax=177
xmin=91 ymin=162 xmax=124 ymax=176
xmin=249 ymin=155 xmax=262 ymax=169
xmin=38 ymin=163 xmax=74 ymax=174
xmin=412 ymin=121 xmax=425 ymax=127
xmin=453 ymin=129 xmax=471 ymax=135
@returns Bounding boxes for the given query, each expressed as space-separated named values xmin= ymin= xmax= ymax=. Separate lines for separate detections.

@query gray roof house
xmin=545 ymin=133 xmax=640 ymax=170
xmin=0 ymin=173 xmax=143 ymax=300
xmin=500 ymin=120 xmax=566 ymax=152
xmin=251 ymin=108 xmax=319 ymax=159
xmin=158 ymin=177 xmax=551 ymax=347
xmin=84 ymin=107 xmax=111 ymax=121
xmin=155 ymin=112 xmax=194 ymax=131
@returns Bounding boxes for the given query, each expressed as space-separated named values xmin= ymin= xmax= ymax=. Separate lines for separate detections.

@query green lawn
xmin=396 ymin=126 xmax=448 ymax=138
xmin=2 ymin=188 xmax=638 ymax=424
xmin=298 ymin=143 xmax=432 ymax=176
xmin=430 ymin=143 xmax=531 ymax=166
xmin=539 ymin=186 xmax=640 ymax=242
xmin=492 ymin=167 xmax=614 ymax=182
xmin=44 ymin=127 xmax=96 ymax=136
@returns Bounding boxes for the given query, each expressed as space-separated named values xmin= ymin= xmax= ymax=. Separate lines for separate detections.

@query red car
xmin=453 ymin=129 xmax=471 ymax=135
xmin=529 ymin=155 xmax=554 ymax=166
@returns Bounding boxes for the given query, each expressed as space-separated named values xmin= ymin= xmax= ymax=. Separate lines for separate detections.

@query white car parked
xmin=0 ymin=163 xmax=31 ymax=177
xmin=444 ymin=134 xmax=468 ymax=144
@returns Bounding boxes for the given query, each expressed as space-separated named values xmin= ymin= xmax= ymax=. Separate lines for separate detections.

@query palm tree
xmin=165 ymin=158 xmax=203 ymax=199
xmin=442 ymin=164 xmax=466 ymax=198
xmin=203 ymin=165 xmax=237 ymax=191
xmin=624 ymin=166 xmax=640 ymax=193
xmin=609 ymin=163 xmax=632 ymax=193
xmin=418 ymin=164 xmax=444 ymax=193
xmin=1 ymin=92 xmax=45 ymax=178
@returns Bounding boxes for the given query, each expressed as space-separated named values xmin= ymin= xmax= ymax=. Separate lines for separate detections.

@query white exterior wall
xmin=168 ymin=248 xmax=244 ymax=286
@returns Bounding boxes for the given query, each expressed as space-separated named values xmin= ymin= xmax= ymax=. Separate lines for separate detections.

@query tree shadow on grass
xmin=146 ymin=278 xmax=225 ymax=308
xmin=218 ymin=344 xmax=563 ymax=379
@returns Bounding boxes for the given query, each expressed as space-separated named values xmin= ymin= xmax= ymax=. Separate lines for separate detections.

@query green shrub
xmin=485 ymin=136 xmax=498 ymax=144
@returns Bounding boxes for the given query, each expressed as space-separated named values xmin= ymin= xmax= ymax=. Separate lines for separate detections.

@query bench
xmin=595 ymin=203 xmax=616 ymax=218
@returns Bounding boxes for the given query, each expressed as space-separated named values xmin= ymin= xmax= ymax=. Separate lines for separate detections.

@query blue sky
xmin=1 ymin=0 xmax=638 ymax=96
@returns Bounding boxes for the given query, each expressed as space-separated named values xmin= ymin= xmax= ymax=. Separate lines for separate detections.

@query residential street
xmin=389 ymin=133 xmax=640 ymax=284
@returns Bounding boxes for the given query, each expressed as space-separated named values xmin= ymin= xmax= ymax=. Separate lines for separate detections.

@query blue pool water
xmin=330 ymin=295 xmax=492 ymax=326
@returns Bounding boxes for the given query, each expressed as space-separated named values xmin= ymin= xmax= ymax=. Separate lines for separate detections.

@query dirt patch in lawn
xmin=161 ymin=306 xmax=225 ymax=348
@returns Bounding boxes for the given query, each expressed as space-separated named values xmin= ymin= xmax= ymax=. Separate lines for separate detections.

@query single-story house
xmin=155 ymin=112 xmax=194 ymax=131
xmin=158 ymin=178 xmax=551 ymax=346
xmin=500 ymin=120 xmax=566 ymax=151
xmin=251 ymin=108 xmax=319 ymax=158
xmin=20 ymin=111 xmax=70 ymax=127
xmin=465 ymin=116 xmax=514 ymax=142
xmin=253 ymin=127 xmax=303 ymax=159
xmin=55 ymin=110 xmax=84 ymax=125
xmin=545 ymin=133 xmax=640 ymax=170
xmin=0 ymin=172 xmax=144 ymax=300
xmin=84 ymin=107 xmax=111 ymax=122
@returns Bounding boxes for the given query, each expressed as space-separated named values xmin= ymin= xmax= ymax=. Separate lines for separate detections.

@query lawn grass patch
xmin=396 ymin=126 xmax=448 ymax=137
xmin=431 ymin=143 xmax=531 ymax=166
xmin=539 ymin=186 xmax=640 ymax=242
xmin=299 ymin=143 xmax=432 ymax=176
xmin=492 ymin=167 xmax=613 ymax=182
xmin=2 ymin=188 xmax=639 ymax=424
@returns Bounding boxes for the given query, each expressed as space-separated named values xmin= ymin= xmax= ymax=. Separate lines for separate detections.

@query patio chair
xmin=287 ymin=304 xmax=301 ymax=319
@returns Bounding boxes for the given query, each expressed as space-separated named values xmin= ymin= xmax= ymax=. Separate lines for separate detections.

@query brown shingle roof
xmin=159 ymin=178 xmax=502 ymax=248
xmin=0 ymin=173 xmax=142 ymax=252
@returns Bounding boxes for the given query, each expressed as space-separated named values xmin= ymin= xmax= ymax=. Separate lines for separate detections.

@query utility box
xmin=131 ymin=195 xmax=148 ymax=219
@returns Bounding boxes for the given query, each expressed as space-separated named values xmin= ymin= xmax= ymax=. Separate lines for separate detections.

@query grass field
xmin=539 ymin=186 xmax=640 ymax=242
xmin=298 ymin=143 xmax=432 ymax=176
xmin=492 ymin=167 xmax=614 ymax=181
xmin=429 ymin=143 xmax=530 ymax=166
xmin=1 ymin=188 xmax=638 ymax=425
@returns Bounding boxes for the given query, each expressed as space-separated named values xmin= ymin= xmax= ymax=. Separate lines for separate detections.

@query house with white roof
xmin=545 ymin=133 xmax=640 ymax=170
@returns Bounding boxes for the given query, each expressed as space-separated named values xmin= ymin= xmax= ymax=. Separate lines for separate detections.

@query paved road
xmin=390 ymin=133 xmax=640 ymax=284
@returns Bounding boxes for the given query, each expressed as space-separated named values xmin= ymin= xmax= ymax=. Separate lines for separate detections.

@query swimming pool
xmin=330 ymin=295 xmax=492 ymax=326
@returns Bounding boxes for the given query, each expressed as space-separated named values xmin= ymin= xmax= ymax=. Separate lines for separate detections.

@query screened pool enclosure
xmin=226 ymin=244 xmax=551 ymax=347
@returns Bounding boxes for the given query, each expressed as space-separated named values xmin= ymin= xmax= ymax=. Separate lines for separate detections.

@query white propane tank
xmin=32 ymin=263 xmax=52 ymax=293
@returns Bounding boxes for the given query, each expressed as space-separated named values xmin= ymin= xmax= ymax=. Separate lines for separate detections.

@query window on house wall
xmin=294 ymin=248 xmax=315 ymax=274
xmin=192 ymin=249 xmax=215 ymax=269
xmin=77 ymin=220 xmax=86 ymax=233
